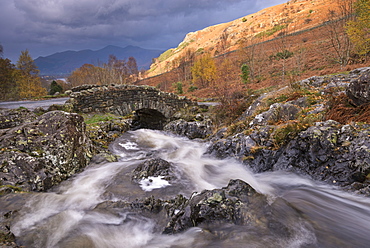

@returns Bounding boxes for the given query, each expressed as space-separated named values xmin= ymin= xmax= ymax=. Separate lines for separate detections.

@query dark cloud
xmin=0 ymin=0 xmax=287 ymax=62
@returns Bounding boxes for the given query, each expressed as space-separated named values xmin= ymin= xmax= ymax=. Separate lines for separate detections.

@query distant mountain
xmin=34 ymin=45 xmax=163 ymax=76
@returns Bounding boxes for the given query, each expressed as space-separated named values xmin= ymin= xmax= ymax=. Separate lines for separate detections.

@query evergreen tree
xmin=49 ymin=80 xmax=63 ymax=95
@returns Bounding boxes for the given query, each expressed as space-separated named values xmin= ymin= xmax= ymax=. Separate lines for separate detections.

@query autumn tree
xmin=346 ymin=0 xmax=370 ymax=56
xmin=0 ymin=58 xmax=17 ymax=100
xmin=15 ymin=50 xmax=46 ymax=99
xmin=215 ymin=58 xmax=244 ymax=105
xmin=68 ymin=64 xmax=102 ymax=87
xmin=17 ymin=50 xmax=39 ymax=76
xmin=106 ymin=54 xmax=128 ymax=84
xmin=68 ymin=55 xmax=140 ymax=87
xmin=191 ymin=53 xmax=218 ymax=88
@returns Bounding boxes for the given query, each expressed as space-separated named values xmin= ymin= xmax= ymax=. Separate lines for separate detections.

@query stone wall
xmin=66 ymin=84 xmax=195 ymax=118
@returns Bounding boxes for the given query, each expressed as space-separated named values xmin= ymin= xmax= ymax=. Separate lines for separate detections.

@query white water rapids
xmin=10 ymin=129 xmax=370 ymax=247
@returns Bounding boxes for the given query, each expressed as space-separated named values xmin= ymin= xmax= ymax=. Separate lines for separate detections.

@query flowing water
xmin=10 ymin=129 xmax=370 ymax=247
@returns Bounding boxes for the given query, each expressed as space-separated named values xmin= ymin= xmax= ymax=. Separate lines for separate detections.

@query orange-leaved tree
xmin=191 ymin=53 xmax=218 ymax=89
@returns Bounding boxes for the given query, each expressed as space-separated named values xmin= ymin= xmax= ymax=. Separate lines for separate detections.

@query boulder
xmin=346 ymin=68 xmax=370 ymax=106
xmin=0 ymin=111 xmax=94 ymax=192
xmin=249 ymin=103 xmax=301 ymax=127
xmin=131 ymin=158 xmax=176 ymax=183
xmin=163 ymin=179 xmax=273 ymax=234
xmin=93 ymin=179 xmax=288 ymax=239
xmin=0 ymin=109 xmax=37 ymax=130
xmin=86 ymin=118 xmax=131 ymax=152
xmin=164 ymin=118 xmax=213 ymax=139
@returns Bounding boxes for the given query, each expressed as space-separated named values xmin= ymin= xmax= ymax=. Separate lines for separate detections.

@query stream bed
xmin=10 ymin=129 xmax=370 ymax=248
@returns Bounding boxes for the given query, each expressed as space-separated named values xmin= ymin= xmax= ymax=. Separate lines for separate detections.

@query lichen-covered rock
xmin=249 ymin=102 xmax=301 ymax=127
xmin=208 ymin=120 xmax=370 ymax=193
xmin=131 ymin=158 xmax=175 ymax=183
xmin=93 ymin=179 xmax=287 ymax=238
xmin=163 ymin=179 xmax=278 ymax=234
xmin=274 ymin=120 xmax=370 ymax=189
xmin=86 ymin=118 xmax=131 ymax=151
xmin=0 ymin=111 xmax=95 ymax=192
xmin=164 ymin=118 xmax=213 ymax=139
xmin=346 ymin=67 xmax=370 ymax=106
xmin=0 ymin=109 xmax=37 ymax=130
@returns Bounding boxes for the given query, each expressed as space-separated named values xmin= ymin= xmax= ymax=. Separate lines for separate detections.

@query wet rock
xmin=90 ymin=152 xmax=119 ymax=164
xmin=164 ymin=179 xmax=275 ymax=234
xmin=207 ymin=127 xmax=277 ymax=173
xmin=208 ymin=119 xmax=370 ymax=190
xmin=274 ymin=120 xmax=370 ymax=188
xmin=0 ymin=193 xmax=31 ymax=248
xmin=346 ymin=68 xmax=370 ymax=106
xmin=164 ymin=118 xmax=213 ymax=139
xmin=93 ymin=179 xmax=287 ymax=239
xmin=0 ymin=111 xmax=95 ymax=192
xmin=131 ymin=158 xmax=176 ymax=183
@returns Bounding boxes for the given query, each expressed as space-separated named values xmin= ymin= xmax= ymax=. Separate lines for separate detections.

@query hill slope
xmin=35 ymin=45 xmax=163 ymax=76
xmin=148 ymin=0 xmax=341 ymax=77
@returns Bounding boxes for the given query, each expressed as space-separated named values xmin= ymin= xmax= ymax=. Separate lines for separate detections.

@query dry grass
xmin=326 ymin=93 xmax=370 ymax=124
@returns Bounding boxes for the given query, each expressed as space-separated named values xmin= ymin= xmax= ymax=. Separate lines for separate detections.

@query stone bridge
xmin=66 ymin=84 xmax=196 ymax=129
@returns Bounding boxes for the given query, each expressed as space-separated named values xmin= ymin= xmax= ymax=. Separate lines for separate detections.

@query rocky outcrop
xmin=208 ymin=122 xmax=370 ymax=194
xmin=0 ymin=111 xmax=94 ymax=192
xmin=274 ymin=121 xmax=370 ymax=189
xmin=208 ymin=67 xmax=370 ymax=194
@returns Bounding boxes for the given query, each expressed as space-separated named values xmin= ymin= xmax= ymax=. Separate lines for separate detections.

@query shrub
xmin=240 ymin=64 xmax=250 ymax=84
xmin=173 ymin=81 xmax=183 ymax=94
xmin=49 ymin=80 xmax=63 ymax=95
xmin=188 ymin=85 xmax=198 ymax=92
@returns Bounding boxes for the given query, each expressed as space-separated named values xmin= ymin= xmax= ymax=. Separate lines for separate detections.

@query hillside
xmin=35 ymin=45 xmax=163 ymax=76
xmin=148 ymin=0 xmax=347 ymax=77
xmin=138 ymin=0 xmax=368 ymax=101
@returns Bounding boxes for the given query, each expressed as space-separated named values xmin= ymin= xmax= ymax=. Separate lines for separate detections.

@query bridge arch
xmin=67 ymin=84 xmax=195 ymax=129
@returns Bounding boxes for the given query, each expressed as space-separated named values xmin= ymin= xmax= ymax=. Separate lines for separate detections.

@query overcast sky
xmin=0 ymin=0 xmax=287 ymax=62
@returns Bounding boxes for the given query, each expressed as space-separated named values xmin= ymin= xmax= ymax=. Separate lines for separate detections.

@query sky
xmin=0 ymin=0 xmax=287 ymax=62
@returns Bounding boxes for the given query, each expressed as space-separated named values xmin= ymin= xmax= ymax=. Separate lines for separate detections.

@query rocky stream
xmin=1 ymin=67 xmax=370 ymax=247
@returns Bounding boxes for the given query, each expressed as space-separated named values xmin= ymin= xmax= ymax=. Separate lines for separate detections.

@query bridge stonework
xmin=67 ymin=84 xmax=196 ymax=118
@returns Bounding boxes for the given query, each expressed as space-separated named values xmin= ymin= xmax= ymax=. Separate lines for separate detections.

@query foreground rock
xmin=0 ymin=110 xmax=94 ymax=192
xmin=94 ymin=179 xmax=290 ymax=240
xmin=0 ymin=108 xmax=37 ymax=130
